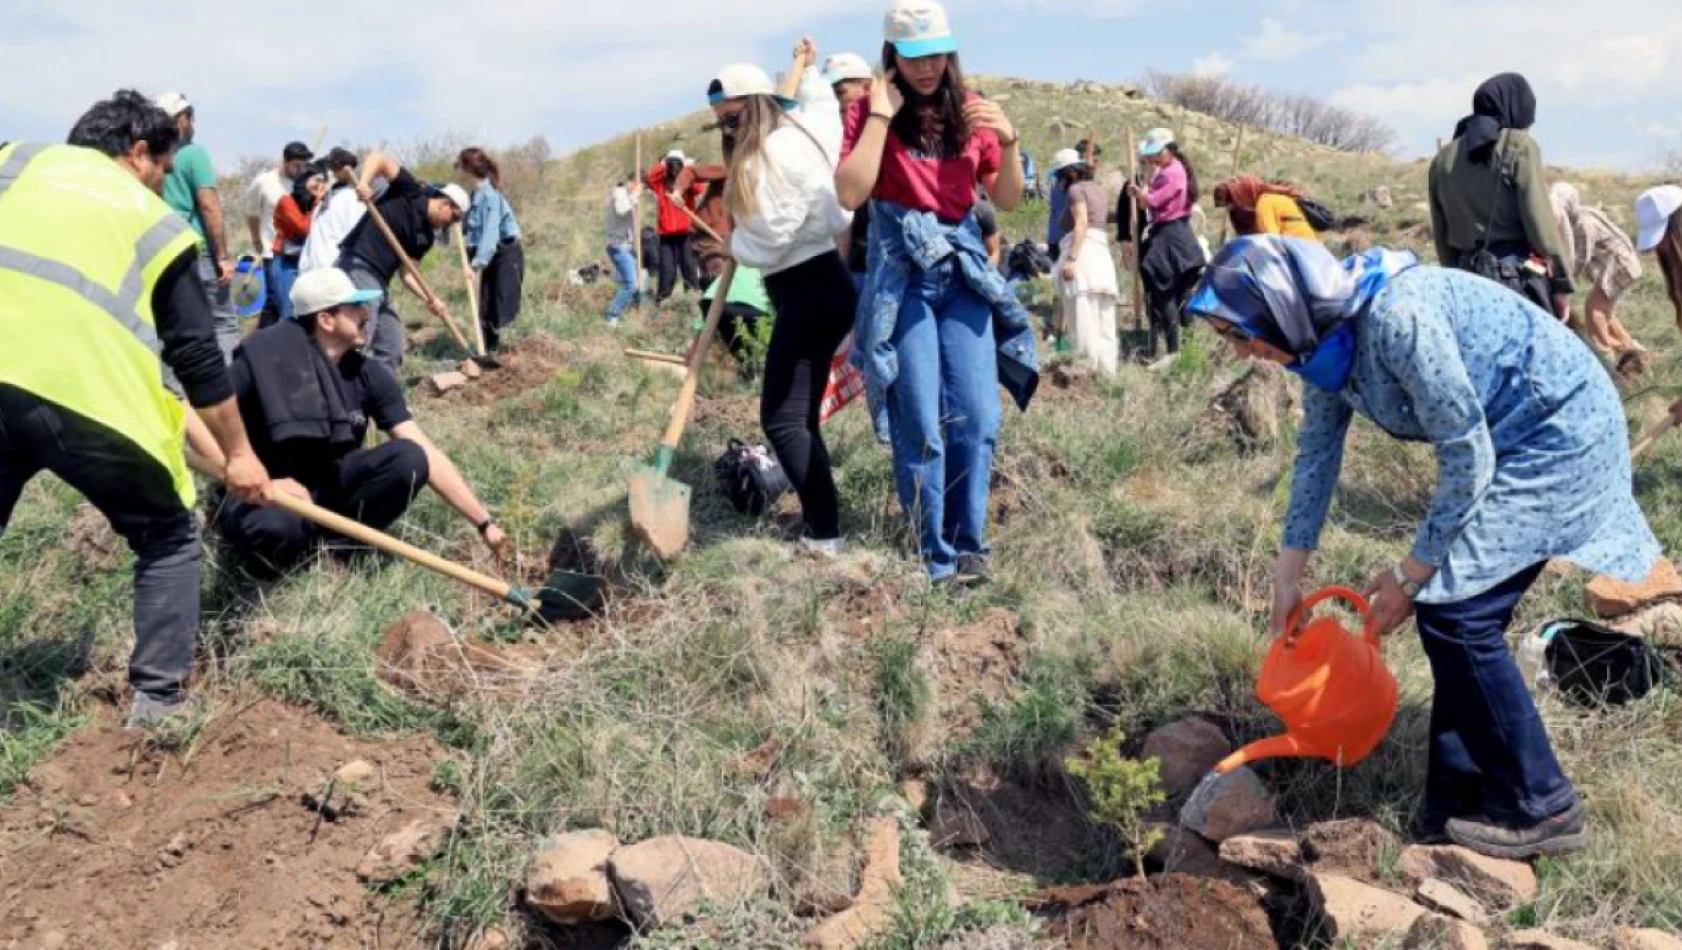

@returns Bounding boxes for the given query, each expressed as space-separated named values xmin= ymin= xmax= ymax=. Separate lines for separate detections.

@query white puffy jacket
xmin=728 ymin=63 xmax=853 ymax=276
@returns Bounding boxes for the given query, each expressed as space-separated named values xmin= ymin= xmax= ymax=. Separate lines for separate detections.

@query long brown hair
xmin=723 ymin=96 xmax=789 ymax=220
xmin=881 ymin=44 xmax=970 ymax=159
xmin=456 ymin=147 xmax=500 ymax=188
xmin=1657 ymin=210 xmax=1682 ymax=328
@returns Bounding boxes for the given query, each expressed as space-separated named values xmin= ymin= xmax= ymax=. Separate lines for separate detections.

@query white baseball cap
xmin=154 ymin=92 xmax=192 ymax=118
xmin=1139 ymin=127 xmax=1175 ymax=157
xmin=1635 ymin=185 xmax=1682 ymax=252
xmin=437 ymin=183 xmax=471 ymax=217
xmin=1046 ymin=148 xmax=1085 ymax=175
xmin=822 ymin=52 xmax=873 ymax=85
xmin=664 ymin=149 xmax=688 ymax=163
xmin=290 ymin=268 xmax=382 ymax=319
xmin=885 ymin=0 xmax=958 ymax=58
xmin=708 ymin=63 xmax=797 ymax=108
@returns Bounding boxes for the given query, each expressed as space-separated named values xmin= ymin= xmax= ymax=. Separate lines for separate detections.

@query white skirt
xmin=1054 ymin=231 xmax=1120 ymax=376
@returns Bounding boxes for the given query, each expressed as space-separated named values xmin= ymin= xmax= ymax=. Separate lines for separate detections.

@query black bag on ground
xmin=714 ymin=439 xmax=792 ymax=516
xmin=1298 ymin=197 xmax=1337 ymax=232
xmin=1539 ymin=619 xmax=1670 ymax=706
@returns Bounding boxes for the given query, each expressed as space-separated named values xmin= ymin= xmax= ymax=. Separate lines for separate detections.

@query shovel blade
xmin=628 ymin=465 xmax=691 ymax=559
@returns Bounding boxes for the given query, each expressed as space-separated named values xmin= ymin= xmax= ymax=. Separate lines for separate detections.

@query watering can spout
xmin=1214 ymin=733 xmax=1309 ymax=774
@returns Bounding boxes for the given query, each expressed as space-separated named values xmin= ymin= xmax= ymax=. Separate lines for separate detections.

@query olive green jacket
xmin=1428 ymin=129 xmax=1572 ymax=295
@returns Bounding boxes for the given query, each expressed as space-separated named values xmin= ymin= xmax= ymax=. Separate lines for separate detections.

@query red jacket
xmin=647 ymin=161 xmax=706 ymax=237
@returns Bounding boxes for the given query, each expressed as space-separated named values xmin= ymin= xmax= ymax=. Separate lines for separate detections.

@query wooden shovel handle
xmin=658 ymin=260 xmax=737 ymax=450
xmin=187 ymin=453 xmax=515 ymax=601
xmin=335 ymin=168 xmax=476 ymax=358
xmin=1126 ymin=128 xmax=1144 ymax=327
xmin=1634 ymin=415 xmax=1678 ymax=459
xmin=453 ymin=223 xmax=487 ymax=356
xmin=674 ymin=201 xmax=724 ymax=244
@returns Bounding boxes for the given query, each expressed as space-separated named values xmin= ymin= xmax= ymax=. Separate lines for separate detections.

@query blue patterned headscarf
xmin=1187 ymin=236 xmax=1418 ymax=391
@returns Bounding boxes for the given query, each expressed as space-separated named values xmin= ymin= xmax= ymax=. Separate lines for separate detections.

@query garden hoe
xmin=625 ymin=48 xmax=810 ymax=559
xmin=188 ymin=455 xmax=601 ymax=622
xmin=453 ymin=222 xmax=489 ymax=357
xmin=334 ymin=168 xmax=492 ymax=368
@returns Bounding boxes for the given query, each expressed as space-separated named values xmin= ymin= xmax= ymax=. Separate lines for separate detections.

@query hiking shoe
xmin=955 ymin=554 xmax=992 ymax=587
xmin=604 ymin=316 xmax=621 ymax=327
xmin=799 ymin=537 xmax=845 ymax=559
xmin=125 ymin=691 xmax=197 ymax=730
xmin=1446 ymin=800 xmax=1590 ymax=860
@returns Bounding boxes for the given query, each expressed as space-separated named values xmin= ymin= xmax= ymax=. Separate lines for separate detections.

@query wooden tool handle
xmin=1125 ymin=128 xmax=1144 ymax=327
xmin=675 ymin=202 xmax=724 ymax=244
xmin=1634 ymin=416 xmax=1678 ymax=459
xmin=335 ymin=167 xmax=476 ymax=358
xmin=633 ymin=133 xmax=645 ymax=308
xmin=625 ymin=348 xmax=687 ymax=366
xmin=658 ymin=260 xmax=737 ymax=451
xmin=453 ymin=223 xmax=487 ymax=356
xmin=187 ymin=453 xmax=514 ymax=601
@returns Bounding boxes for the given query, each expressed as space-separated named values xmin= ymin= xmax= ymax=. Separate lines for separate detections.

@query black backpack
xmin=1540 ymin=620 xmax=1671 ymax=706
xmin=1298 ymin=197 xmax=1338 ymax=233
xmin=713 ymin=439 xmax=792 ymax=516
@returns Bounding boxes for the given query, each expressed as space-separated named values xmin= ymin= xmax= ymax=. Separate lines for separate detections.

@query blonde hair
xmin=724 ymin=96 xmax=788 ymax=220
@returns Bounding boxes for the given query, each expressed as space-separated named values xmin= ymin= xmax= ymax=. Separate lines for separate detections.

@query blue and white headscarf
xmin=1187 ymin=236 xmax=1418 ymax=391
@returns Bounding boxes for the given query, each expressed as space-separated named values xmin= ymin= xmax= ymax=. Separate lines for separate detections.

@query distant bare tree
xmin=1141 ymin=71 xmax=1396 ymax=154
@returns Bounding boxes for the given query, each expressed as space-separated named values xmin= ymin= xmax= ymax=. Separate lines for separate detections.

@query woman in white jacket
xmin=712 ymin=38 xmax=856 ymax=554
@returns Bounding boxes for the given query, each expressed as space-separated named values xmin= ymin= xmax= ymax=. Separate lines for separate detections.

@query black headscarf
xmin=1452 ymin=72 xmax=1537 ymax=165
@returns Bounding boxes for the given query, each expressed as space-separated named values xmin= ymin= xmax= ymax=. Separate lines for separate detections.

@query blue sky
xmin=4 ymin=0 xmax=1679 ymax=175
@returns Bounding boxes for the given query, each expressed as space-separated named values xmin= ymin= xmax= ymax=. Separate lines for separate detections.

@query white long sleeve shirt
xmin=728 ymin=63 xmax=853 ymax=275
xmin=300 ymin=186 xmax=368 ymax=273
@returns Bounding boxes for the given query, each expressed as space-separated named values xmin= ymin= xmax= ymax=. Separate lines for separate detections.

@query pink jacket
xmin=1146 ymin=159 xmax=1192 ymax=224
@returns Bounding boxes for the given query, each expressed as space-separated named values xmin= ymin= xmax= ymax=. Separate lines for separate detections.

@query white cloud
xmin=1240 ymin=17 xmax=1340 ymax=62
xmin=1193 ymin=53 xmax=1236 ymax=78
xmin=988 ymin=0 xmax=1140 ymax=17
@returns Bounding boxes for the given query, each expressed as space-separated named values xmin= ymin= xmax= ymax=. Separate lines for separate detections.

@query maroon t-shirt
xmin=842 ymin=95 xmax=1001 ymax=221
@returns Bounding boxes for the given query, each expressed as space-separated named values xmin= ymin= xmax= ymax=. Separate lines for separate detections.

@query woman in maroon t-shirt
xmin=835 ymin=0 xmax=1029 ymax=588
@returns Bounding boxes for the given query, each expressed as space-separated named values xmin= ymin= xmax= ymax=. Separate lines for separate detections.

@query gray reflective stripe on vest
xmin=0 ymin=143 xmax=190 ymax=356
xmin=0 ymin=142 xmax=48 ymax=203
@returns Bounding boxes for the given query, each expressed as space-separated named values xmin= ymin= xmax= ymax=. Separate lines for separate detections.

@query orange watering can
xmin=1214 ymin=586 xmax=1398 ymax=774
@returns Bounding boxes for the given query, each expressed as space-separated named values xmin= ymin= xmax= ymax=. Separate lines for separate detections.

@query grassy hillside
xmin=3 ymin=79 xmax=1681 ymax=950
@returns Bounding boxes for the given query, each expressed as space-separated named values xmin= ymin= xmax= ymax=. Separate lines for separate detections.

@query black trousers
xmin=477 ymin=240 xmax=525 ymax=352
xmin=657 ymin=233 xmax=700 ymax=301
xmin=217 ymin=440 xmax=429 ymax=566
xmin=761 ymin=251 xmax=857 ymax=540
xmin=1147 ymin=273 xmax=1200 ymax=357
xmin=0 ymin=384 xmax=202 ymax=701
xmin=697 ymin=297 xmax=770 ymax=365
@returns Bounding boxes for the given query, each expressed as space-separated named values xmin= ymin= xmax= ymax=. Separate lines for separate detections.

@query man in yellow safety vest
xmin=0 ymin=90 xmax=272 ymax=727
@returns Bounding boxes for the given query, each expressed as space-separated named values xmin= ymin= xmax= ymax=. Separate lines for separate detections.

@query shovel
xmin=334 ymin=168 xmax=486 ymax=366
xmin=189 ymin=454 xmax=601 ymax=622
xmin=628 ymin=259 xmax=737 ymax=558
xmin=453 ymin=223 xmax=489 ymax=358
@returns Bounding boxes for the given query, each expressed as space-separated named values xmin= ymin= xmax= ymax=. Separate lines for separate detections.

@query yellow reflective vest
xmin=0 ymin=142 xmax=203 ymax=506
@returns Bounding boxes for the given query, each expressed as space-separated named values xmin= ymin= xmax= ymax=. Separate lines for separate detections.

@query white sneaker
xmin=799 ymin=537 xmax=845 ymax=559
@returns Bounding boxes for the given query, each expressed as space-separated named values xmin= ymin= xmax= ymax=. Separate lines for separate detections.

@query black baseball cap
xmin=283 ymin=141 xmax=314 ymax=162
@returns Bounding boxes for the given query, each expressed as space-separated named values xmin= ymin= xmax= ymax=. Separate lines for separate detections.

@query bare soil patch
xmin=0 ymin=697 xmax=450 ymax=950
xmin=1035 ymin=874 xmax=1275 ymax=950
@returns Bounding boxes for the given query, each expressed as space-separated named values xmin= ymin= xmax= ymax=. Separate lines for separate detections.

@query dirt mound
xmin=445 ymin=336 xmax=566 ymax=407
xmin=1036 ymin=874 xmax=1274 ymax=950
xmin=0 ymin=697 xmax=450 ymax=950
xmin=925 ymin=609 xmax=1027 ymax=737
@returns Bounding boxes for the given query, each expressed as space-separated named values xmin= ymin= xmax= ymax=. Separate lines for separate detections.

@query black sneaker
xmin=1446 ymin=800 xmax=1590 ymax=860
xmin=955 ymin=554 xmax=992 ymax=587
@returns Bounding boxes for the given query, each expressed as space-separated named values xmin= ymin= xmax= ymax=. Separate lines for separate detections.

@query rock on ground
xmin=609 ymin=835 xmax=770 ymax=931
xmin=1398 ymin=845 xmax=1537 ymax=909
xmin=1148 ymin=823 xmax=1224 ymax=877
xmin=1617 ymin=930 xmax=1682 ymax=950
xmin=1405 ymin=913 xmax=1489 ymax=950
xmin=1184 ymin=766 xmax=1276 ymax=842
xmin=1307 ymin=871 xmax=1428 ymax=943
xmin=1415 ymin=877 xmax=1488 ymax=924
xmin=356 ymin=816 xmax=453 ymax=883
xmin=802 ymin=818 xmax=901 ymax=950
xmin=376 ymin=610 xmax=528 ymax=697
xmin=1503 ymin=930 xmax=1600 ymax=950
xmin=525 ymin=829 xmax=621 ymax=925
xmin=1587 ymin=557 xmax=1682 ymax=618
xmin=1141 ymin=718 xmax=1233 ymax=797
xmin=333 ymin=760 xmax=375 ymax=786
xmin=1615 ymin=602 xmax=1682 ymax=647
xmin=428 ymin=371 xmax=470 ymax=394
xmin=1219 ymin=829 xmax=1303 ymax=880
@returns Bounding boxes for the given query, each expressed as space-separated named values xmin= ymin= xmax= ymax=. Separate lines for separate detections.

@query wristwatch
xmin=1392 ymin=564 xmax=1423 ymax=599
xmin=475 ymin=516 xmax=497 ymax=537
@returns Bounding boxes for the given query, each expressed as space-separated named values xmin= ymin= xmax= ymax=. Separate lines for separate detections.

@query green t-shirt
xmin=162 ymin=143 xmax=216 ymax=242
xmin=701 ymin=265 xmax=772 ymax=314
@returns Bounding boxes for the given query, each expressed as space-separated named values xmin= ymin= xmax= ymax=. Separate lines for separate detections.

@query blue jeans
xmin=1415 ymin=563 xmax=1578 ymax=826
xmin=886 ymin=260 xmax=1000 ymax=580
xmin=274 ymin=256 xmax=300 ymax=322
xmin=606 ymin=243 xmax=640 ymax=319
